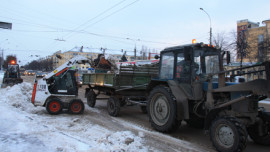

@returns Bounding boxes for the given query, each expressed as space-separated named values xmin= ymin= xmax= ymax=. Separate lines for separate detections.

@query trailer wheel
xmin=87 ymin=90 xmax=96 ymax=107
xmin=210 ymin=117 xmax=247 ymax=152
xmin=107 ymin=97 xmax=120 ymax=117
xmin=147 ymin=86 xmax=179 ymax=132
xmin=248 ymin=118 xmax=270 ymax=145
xmin=46 ymin=98 xmax=63 ymax=115
xmin=69 ymin=99 xmax=84 ymax=114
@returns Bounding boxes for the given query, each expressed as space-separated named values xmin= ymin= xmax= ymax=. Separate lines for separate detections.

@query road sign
xmin=0 ymin=21 xmax=12 ymax=30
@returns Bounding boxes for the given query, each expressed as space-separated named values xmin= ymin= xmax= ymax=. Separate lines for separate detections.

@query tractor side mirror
xmin=154 ymin=55 xmax=160 ymax=59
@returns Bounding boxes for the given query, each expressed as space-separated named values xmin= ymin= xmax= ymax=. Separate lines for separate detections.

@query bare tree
xmin=24 ymin=57 xmax=53 ymax=71
xmin=229 ymin=30 xmax=251 ymax=67
xmin=213 ymin=32 xmax=230 ymax=51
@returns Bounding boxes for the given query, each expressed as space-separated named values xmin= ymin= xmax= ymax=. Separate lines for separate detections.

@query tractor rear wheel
xmin=87 ymin=90 xmax=96 ymax=107
xmin=69 ymin=99 xmax=84 ymax=114
xmin=210 ymin=117 xmax=247 ymax=152
xmin=46 ymin=98 xmax=63 ymax=115
xmin=147 ymin=86 xmax=180 ymax=133
xmin=107 ymin=96 xmax=120 ymax=117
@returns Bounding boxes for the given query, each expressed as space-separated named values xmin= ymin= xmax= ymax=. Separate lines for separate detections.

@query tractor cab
xmin=158 ymin=43 xmax=221 ymax=99
xmin=159 ymin=43 xmax=221 ymax=82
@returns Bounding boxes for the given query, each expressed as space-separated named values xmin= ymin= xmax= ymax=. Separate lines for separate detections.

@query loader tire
xmin=69 ymin=99 xmax=84 ymax=114
xmin=87 ymin=90 xmax=96 ymax=108
xmin=147 ymin=86 xmax=180 ymax=133
xmin=46 ymin=98 xmax=63 ymax=115
xmin=107 ymin=96 xmax=120 ymax=117
xmin=210 ymin=117 xmax=248 ymax=152
xmin=248 ymin=118 xmax=270 ymax=145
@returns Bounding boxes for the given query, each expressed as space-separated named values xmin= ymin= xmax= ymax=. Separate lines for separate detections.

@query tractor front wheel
xmin=210 ymin=117 xmax=248 ymax=152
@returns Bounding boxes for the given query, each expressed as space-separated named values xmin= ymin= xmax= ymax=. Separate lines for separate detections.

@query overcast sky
xmin=0 ymin=0 xmax=269 ymax=65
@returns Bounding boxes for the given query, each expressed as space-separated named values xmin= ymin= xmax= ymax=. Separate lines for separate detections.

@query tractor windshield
xmin=194 ymin=49 xmax=220 ymax=76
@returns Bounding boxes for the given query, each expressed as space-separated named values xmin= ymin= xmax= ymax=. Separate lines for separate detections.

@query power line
xmin=63 ymin=0 xmax=129 ymax=38
xmin=45 ymin=0 xmax=136 ymax=52
xmin=82 ymin=0 xmax=140 ymax=31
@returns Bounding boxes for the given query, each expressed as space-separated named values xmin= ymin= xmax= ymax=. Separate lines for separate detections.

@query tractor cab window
xmin=176 ymin=52 xmax=192 ymax=83
xmin=160 ymin=52 xmax=174 ymax=79
xmin=194 ymin=49 xmax=220 ymax=80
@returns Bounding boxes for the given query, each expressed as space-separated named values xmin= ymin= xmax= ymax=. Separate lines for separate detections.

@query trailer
xmin=83 ymin=64 xmax=158 ymax=115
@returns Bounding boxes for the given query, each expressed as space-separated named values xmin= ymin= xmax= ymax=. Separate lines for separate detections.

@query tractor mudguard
xmin=167 ymin=80 xmax=189 ymax=120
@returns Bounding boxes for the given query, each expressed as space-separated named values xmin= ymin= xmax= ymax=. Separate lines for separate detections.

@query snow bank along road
xmin=0 ymin=82 xmax=205 ymax=152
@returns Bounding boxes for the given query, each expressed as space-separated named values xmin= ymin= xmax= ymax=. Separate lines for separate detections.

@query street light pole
xmin=200 ymin=8 xmax=212 ymax=45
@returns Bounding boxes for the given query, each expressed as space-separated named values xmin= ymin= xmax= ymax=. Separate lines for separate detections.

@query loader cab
xmin=159 ymin=43 xmax=221 ymax=83
xmin=47 ymin=70 xmax=78 ymax=95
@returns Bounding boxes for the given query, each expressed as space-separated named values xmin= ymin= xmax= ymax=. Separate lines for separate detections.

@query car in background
xmin=36 ymin=71 xmax=46 ymax=78
xmin=24 ymin=70 xmax=36 ymax=76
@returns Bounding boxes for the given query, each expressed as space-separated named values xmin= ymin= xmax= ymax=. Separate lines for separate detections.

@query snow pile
xmin=0 ymin=82 xmax=44 ymax=114
xmin=0 ymin=82 xmax=149 ymax=152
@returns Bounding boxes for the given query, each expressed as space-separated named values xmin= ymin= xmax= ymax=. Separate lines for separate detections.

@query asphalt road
xmin=23 ymin=76 xmax=270 ymax=152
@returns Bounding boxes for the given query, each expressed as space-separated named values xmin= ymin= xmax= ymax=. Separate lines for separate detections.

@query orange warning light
xmin=10 ymin=60 xmax=16 ymax=64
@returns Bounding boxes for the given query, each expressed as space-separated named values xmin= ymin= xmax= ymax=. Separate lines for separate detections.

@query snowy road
xmin=1 ymin=76 xmax=269 ymax=152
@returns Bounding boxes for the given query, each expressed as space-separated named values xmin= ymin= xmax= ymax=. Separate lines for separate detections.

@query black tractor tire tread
xmin=87 ymin=90 xmax=96 ymax=108
xmin=147 ymin=86 xmax=180 ymax=133
xmin=107 ymin=96 xmax=120 ymax=117
xmin=210 ymin=116 xmax=248 ymax=152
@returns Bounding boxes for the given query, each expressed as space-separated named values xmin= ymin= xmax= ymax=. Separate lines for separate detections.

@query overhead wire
xmin=47 ymin=0 xmax=141 ymax=51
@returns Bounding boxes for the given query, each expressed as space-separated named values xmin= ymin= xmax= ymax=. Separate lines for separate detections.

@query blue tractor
xmin=146 ymin=43 xmax=270 ymax=151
